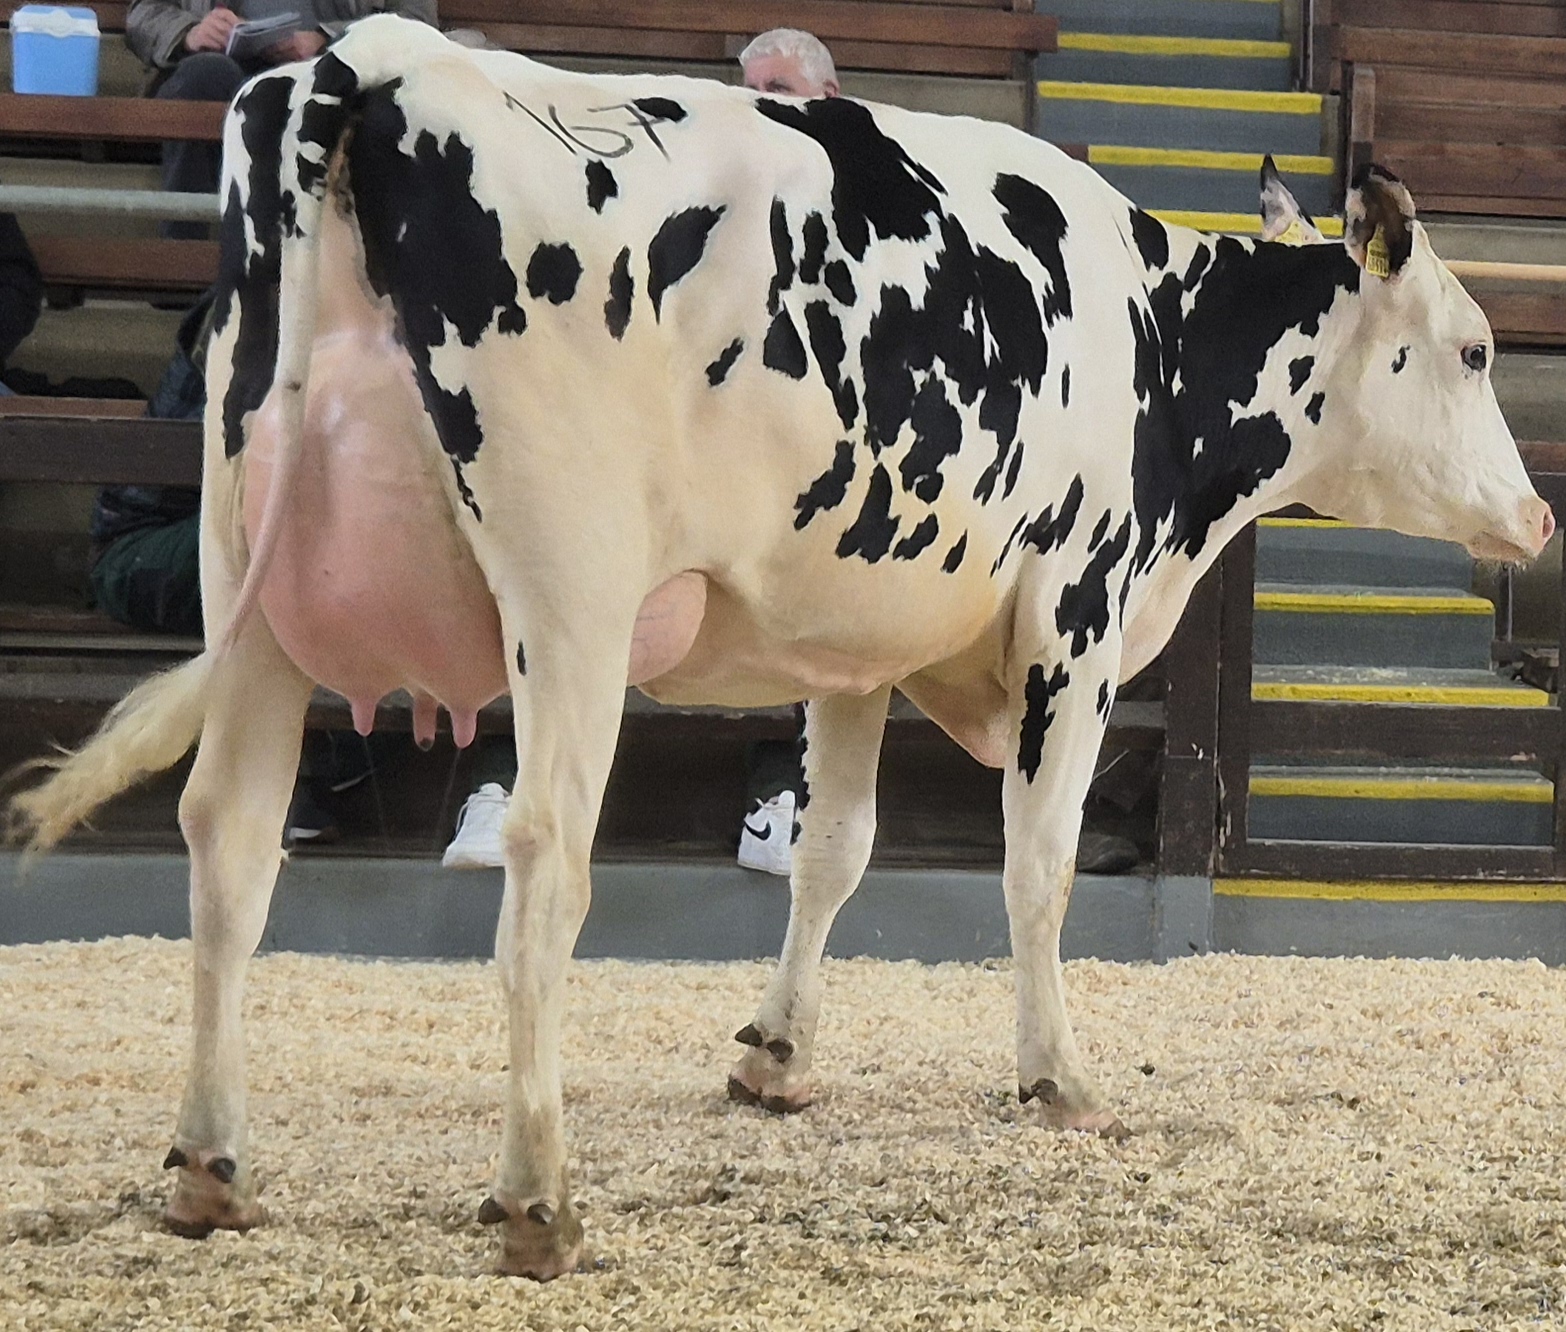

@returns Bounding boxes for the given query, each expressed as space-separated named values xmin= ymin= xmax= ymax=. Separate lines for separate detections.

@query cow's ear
xmin=1345 ymin=163 xmax=1415 ymax=279
xmin=1259 ymin=154 xmax=1326 ymax=244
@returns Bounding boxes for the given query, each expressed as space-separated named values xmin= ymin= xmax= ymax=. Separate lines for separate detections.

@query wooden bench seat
xmin=1323 ymin=0 xmax=1566 ymax=219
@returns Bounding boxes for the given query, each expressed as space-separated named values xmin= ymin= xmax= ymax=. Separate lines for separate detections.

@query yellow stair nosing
xmin=1250 ymin=681 xmax=1549 ymax=708
xmin=1249 ymin=776 xmax=1553 ymax=804
xmin=1149 ymin=209 xmax=1347 ymax=239
xmin=1037 ymin=81 xmax=1323 ymax=115
xmin=1216 ymin=879 xmax=1566 ymax=904
xmin=1089 ymin=145 xmax=1334 ymax=175
xmin=1252 ymin=591 xmax=1493 ymax=615
xmin=1057 ymin=33 xmax=1292 ymax=60
xmin=1258 ymin=517 xmax=1349 ymax=529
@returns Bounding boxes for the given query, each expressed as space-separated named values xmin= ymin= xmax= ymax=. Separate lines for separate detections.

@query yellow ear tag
xmin=1278 ymin=219 xmax=1304 ymax=246
xmin=1366 ymin=226 xmax=1391 ymax=278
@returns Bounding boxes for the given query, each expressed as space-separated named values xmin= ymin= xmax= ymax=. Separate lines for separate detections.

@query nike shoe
xmin=442 ymin=783 xmax=509 ymax=869
xmin=737 ymin=790 xmax=794 ymax=877
xmin=284 ymin=785 xmax=339 ymax=851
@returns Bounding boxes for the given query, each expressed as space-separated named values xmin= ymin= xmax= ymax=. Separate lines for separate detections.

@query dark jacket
xmin=0 ymin=212 xmax=41 ymax=369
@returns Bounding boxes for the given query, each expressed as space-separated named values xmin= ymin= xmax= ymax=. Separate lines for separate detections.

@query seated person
xmin=0 ymin=210 xmax=41 ymax=389
xmin=126 ymin=0 xmax=439 ymax=238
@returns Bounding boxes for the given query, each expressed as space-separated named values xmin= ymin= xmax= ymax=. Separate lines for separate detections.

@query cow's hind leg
xmin=478 ymin=587 xmax=638 ymax=1280
xmin=165 ymin=615 xmax=313 ymax=1236
xmin=1002 ymin=632 xmax=1128 ymax=1139
xmin=729 ymin=687 xmax=891 ymax=1112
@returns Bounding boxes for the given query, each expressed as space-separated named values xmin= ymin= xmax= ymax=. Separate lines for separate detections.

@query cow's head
xmin=1263 ymin=161 xmax=1553 ymax=562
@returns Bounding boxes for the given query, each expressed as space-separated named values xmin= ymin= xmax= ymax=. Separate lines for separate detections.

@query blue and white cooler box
xmin=10 ymin=5 xmax=101 ymax=96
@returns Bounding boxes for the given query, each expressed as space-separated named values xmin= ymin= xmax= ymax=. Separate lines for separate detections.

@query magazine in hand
xmin=225 ymin=0 xmax=316 ymax=62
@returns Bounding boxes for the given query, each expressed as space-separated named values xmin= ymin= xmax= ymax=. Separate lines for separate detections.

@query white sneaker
xmin=442 ymin=783 xmax=509 ymax=869
xmin=738 ymin=791 xmax=794 ymax=877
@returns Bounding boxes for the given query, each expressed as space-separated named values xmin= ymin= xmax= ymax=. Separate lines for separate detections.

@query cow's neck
xmin=1139 ymin=228 xmax=1365 ymax=575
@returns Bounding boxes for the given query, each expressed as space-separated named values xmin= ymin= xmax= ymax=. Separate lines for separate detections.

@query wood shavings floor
xmin=3 ymin=939 xmax=1565 ymax=1330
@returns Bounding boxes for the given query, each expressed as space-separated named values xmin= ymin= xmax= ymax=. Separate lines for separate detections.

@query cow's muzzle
xmin=1468 ymin=496 xmax=1555 ymax=564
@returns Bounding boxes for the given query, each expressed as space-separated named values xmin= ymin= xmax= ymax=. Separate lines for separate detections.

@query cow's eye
xmin=1462 ymin=344 xmax=1489 ymax=374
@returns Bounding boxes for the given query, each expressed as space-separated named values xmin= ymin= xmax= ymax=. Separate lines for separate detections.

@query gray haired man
xmin=739 ymin=27 xmax=839 ymax=99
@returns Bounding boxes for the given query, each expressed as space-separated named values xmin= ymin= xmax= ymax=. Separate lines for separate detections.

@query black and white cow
xmin=10 ymin=17 xmax=1551 ymax=1279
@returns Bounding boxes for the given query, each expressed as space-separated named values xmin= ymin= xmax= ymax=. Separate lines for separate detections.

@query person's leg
xmin=738 ymin=707 xmax=805 ymax=876
xmin=155 ymin=54 xmax=248 ymax=239
xmin=443 ymin=736 xmax=517 ymax=869
xmin=90 ymin=514 xmax=202 ymax=635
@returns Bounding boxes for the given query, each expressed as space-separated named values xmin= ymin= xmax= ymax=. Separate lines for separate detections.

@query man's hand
xmin=264 ymin=29 xmax=327 ymax=62
xmin=182 ymin=6 xmax=239 ymax=54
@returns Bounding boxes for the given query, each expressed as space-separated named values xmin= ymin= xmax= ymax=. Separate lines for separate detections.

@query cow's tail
xmin=219 ymin=16 xmax=452 ymax=662
xmin=4 ymin=20 xmax=447 ymax=856
xmin=5 ymin=655 xmax=216 ymax=855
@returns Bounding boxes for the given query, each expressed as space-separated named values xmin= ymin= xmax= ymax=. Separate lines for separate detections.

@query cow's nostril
xmin=1543 ymin=506 xmax=1557 ymax=545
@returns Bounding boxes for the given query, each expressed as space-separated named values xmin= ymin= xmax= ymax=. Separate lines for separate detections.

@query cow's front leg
xmin=479 ymin=591 xmax=635 ymax=1281
xmin=729 ymin=686 xmax=891 ymax=1112
xmin=1002 ymin=644 xmax=1128 ymax=1139
xmin=166 ymin=615 xmax=313 ymax=1237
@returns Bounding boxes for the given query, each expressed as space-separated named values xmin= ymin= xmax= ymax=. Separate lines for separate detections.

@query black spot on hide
xmin=347 ymin=85 xmax=530 ymax=512
xmin=1017 ymin=662 xmax=1068 ymax=782
xmin=526 ymin=242 xmax=581 ymax=304
xmin=1129 ymin=208 xmax=1170 ymax=272
xmin=824 ymin=259 xmax=856 ymax=306
xmin=647 ymin=205 xmax=724 ymax=319
xmin=1057 ymin=513 xmax=1132 ymax=657
xmin=632 ymin=96 xmax=686 ymax=124
xmin=1392 ymin=345 xmax=1408 ymax=374
xmin=836 ymin=462 xmax=899 ymax=563
xmin=942 ymin=532 xmax=967 ymax=572
xmin=1022 ymin=476 xmax=1084 ymax=558
xmin=1061 ymin=364 xmax=1070 ymax=408
xmin=795 ymin=440 xmax=855 ymax=529
xmin=756 ymin=97 xmax=942 ymax=261
xmin=764 ymin=309 xmax=808 ymax=379
xmin=800 ymin=212 xmax=828 ymax=284
xmin=899 ymin=378 xmax=961 ymax=503
xmin=706 ymin=337 xmax=744 ymax=386
xmin=993 ymin=173 xmax=1072 ymax=325
xmin=804 ymin=301 xmax=857 ymax=428
xmin=1305 ymin=391 xmax=1325 ymax=424
xmin=605 ymin=246 xmax=633 ymax=339
xmin=768 ymin=198 xmax=793 ymax=315
xmin=1096 ymin=680 xmax=1110 ymax=718
xmin=893 ymin=514 xmax=938 ymax=560
xmin=585 ymin=159 xmax=617 ymax=212
xmin=1128 ymin=238 xmax=1359 ymax=572
xmin=515 ymin=641 xmax=527 ymax=677
xmin=1289 ymin=356 xmax=1314 ymax=394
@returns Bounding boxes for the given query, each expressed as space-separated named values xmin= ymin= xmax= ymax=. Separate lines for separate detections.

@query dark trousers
xmin=156 ymin=53 xmax=251 ymax=239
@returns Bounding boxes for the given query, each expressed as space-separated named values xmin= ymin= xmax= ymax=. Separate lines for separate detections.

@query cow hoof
xmin=726 ymin=1061 xmax=811 ymax=1115
xmin=162 ymin=1149 xmax=262 ymax=1238
xmin=1017 ymin=1081 xmax=1130 ymax=1139
xmin=492 ymin=1197 xmax=585 ymax=1281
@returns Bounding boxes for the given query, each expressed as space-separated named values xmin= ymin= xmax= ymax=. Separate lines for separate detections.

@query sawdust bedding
xmin=3 ymin=939 xmax=1566 ymax=1331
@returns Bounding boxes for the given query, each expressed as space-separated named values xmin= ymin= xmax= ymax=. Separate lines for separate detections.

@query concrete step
xmin=1425 ymin=215 xmax=1566 ymax=268
xmin=1251 ymin=664 xmax=1549 ymax=708
xmin=1256 ymin=518 xmax=1473 ymax=590
xmin=1037 ymin=81 xmax=1324 ymax=155
xmin=1089 ymin=145 xmax=1332 ymax=213
xmin=1046 ymin=0 xmax=1283 ymax=41
xmin=1253 ymin=585 xmax=1496 ymax=669
xmin=1041 ymin=33 xmax=1291 ymax=90
xmin=1248 ymin=764 xmax=1554 ymax=845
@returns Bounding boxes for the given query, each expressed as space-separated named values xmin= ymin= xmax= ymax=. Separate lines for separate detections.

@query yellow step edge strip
xmin=1216 ymin=879 xmax=1566 ymax=903
xmin=1058 ymin=33 xmax=1291 ymax=59
xmin=1038 ymin=80 xmax=1322 ymax=114
xmin=1251 ymin=681 xmax=1549 ymax=707
xmin=1254 ymin=591 xmax=1492 ymax=615
xmin=1089 ymin=145 xmax=1333 ymax=175
xmin=1258 ymin=517 xmax=1348 ymax=529
xmin=1249 ymin=776 xmax=1553 ymax=804
xmin=1150 ymin=209 xmax=1347 ymax=238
